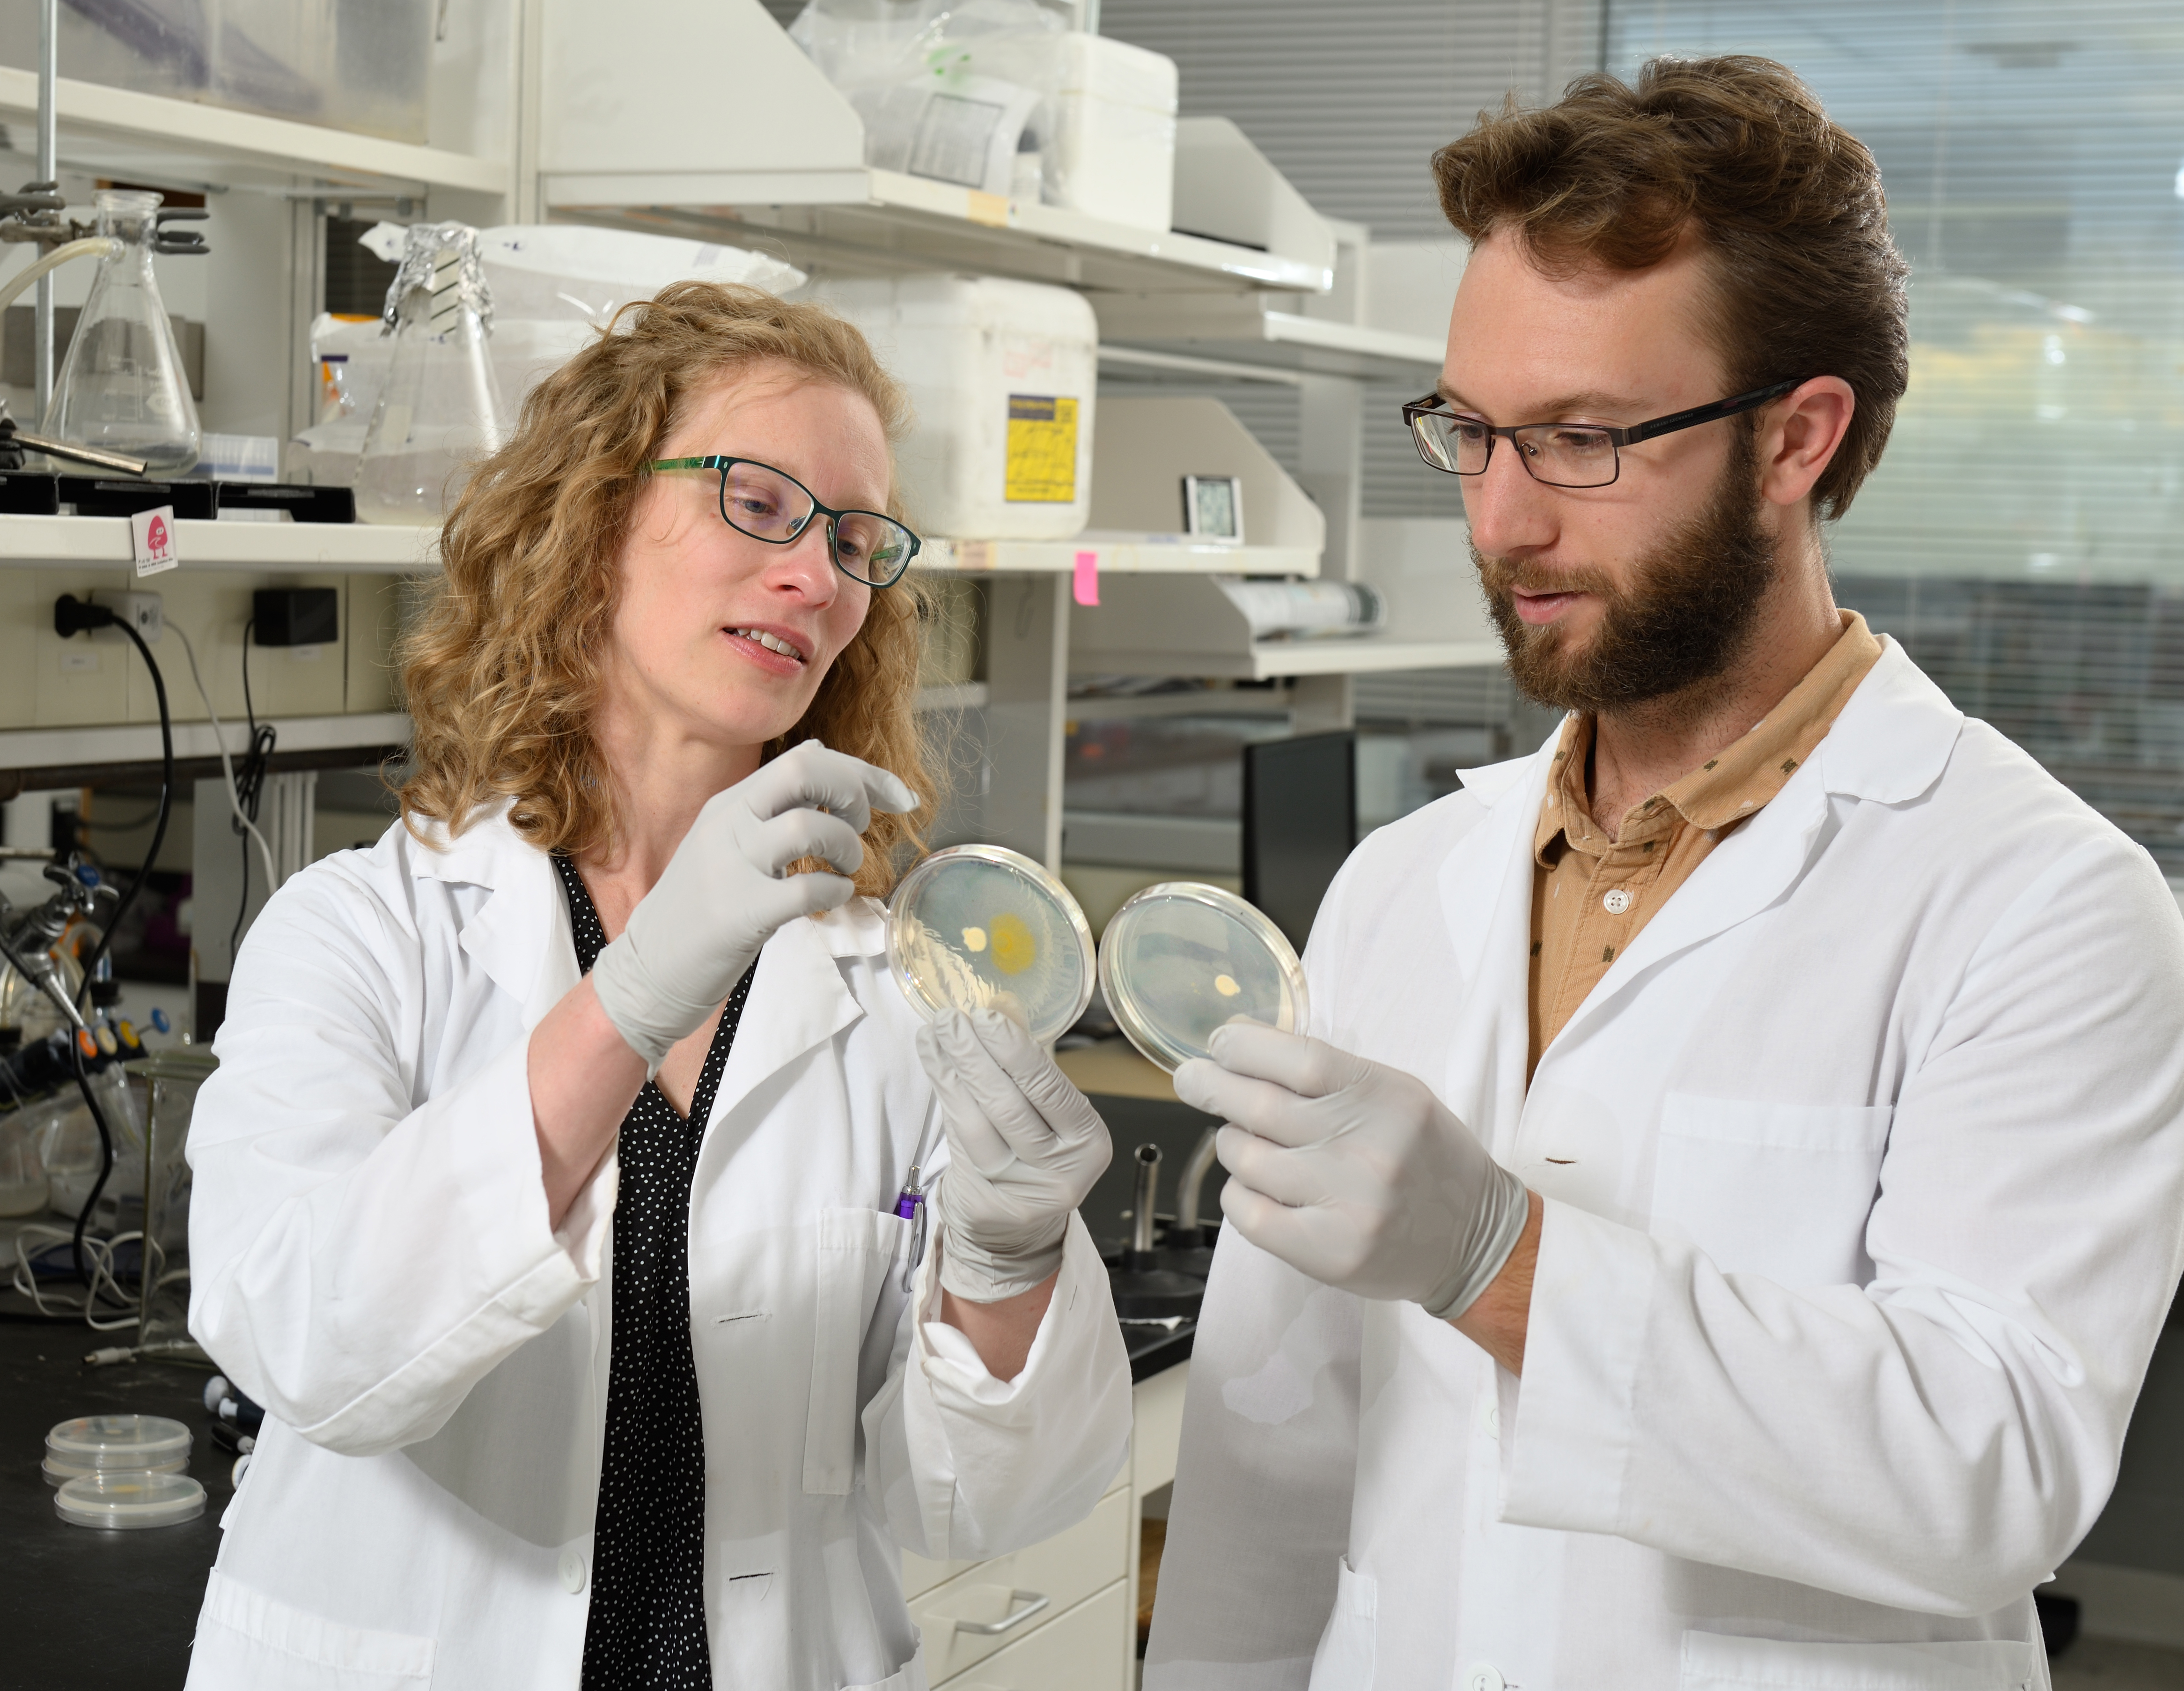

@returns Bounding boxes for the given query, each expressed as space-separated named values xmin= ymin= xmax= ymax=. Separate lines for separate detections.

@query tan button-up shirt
xmin=1527 ymin=610 xmax=1886 ymax=1079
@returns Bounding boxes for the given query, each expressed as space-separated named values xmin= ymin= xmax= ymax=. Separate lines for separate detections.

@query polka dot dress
xmin=558 ymin=854 xmax=754 ymax=1691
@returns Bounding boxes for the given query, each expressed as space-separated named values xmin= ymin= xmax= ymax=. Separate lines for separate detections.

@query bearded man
xmin=1144 ymin=56 xmax=2184 ymax=1691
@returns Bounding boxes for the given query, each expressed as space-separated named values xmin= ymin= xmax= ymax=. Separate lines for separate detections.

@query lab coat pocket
xmin=1652 ymin=1095 xmax=1893 ymax=1284
xmin=189 ymin=1569 xmax=436 ymax=1687
xmin=1679 ymin=1629 xmax=2040 ymax=1689
xmin=1306 ymin=1557 xmax=1377 ymax=1690
xmin=806 ymin=1206 xmax=912 ymax=1496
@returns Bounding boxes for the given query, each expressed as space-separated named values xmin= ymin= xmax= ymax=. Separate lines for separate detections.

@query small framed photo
xmin=1181 ymin=474 xmax=1244 ymax=543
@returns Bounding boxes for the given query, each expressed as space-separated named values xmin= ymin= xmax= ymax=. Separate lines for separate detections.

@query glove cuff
xmin=935 ymin=1220 xmax=1066 ymax=1304
xmin=589 ymin=931 xmax=712 ymax=1073
xmin=1420 ymin=1160 xmax=1532 ymax=1322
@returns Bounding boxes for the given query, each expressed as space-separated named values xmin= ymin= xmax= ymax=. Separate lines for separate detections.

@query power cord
xmin=230 ymin=616 xmax=277 ymax=968
xmin=169 ymin=622 xmax=277 ymax=890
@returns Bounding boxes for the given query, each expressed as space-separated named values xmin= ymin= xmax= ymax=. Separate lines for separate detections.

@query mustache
xmin=1470 ymin=544 xmax=1615 ymax=601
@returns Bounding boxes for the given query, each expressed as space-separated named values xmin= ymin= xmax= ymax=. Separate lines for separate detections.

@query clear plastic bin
xmin=0 ymin=0 xmax=434 ymax=145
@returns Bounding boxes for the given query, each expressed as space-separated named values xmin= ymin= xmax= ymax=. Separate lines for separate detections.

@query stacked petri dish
xmin=1097 ymin=882 xmax=1309 ymax=1072
xmin=888 ymin=845 xmax=1096 ymax=1046
xmin=46 ymin=1414 xmax=205 ymax=1528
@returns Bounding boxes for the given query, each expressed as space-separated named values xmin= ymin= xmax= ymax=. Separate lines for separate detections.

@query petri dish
xmin=1098 ymin=883 xmax=1309 ymax=1072
xmin=55 ymin=1468 xmax=206 ymax=1530
xmin=47 ymin=1414 xmax=192 ymax=1478
xmin=888 ymin=845 xmax=1096 ymax=1047
xmin=44 ymin=1450 xmax=186 ymax=1487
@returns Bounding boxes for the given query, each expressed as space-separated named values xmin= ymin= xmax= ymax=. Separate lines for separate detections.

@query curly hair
xmin=397 ymin=281 xmax=934 ymax=898
xmin=1432 ymin=55 xmax=1910 ymax=519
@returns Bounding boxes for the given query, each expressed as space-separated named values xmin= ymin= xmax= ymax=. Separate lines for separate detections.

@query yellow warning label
xmin=1005 ymin=394 xmax=1078 ymax=503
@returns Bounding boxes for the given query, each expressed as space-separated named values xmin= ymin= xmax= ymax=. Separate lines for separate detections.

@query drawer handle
xmin=956 ymin=1589 xmax=1051 ymax=1636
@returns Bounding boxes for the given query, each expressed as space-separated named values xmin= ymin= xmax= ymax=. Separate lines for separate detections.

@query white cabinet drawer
xmin=938 ymin=1580 xmax=1128 ymax=1691
xmin=903 ymin=1457 xmax=1128 ymax=1600
xmin=910 ymin=1488 xmax=1131 ymax=1684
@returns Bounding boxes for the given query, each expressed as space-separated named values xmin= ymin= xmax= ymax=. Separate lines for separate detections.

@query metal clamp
xmin=953 ymin=1589 xmax=1051 ymax=1636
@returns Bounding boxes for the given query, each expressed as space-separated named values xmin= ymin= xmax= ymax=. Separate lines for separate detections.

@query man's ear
xmin=1757 ymin=377 xmax=1855 ymax=510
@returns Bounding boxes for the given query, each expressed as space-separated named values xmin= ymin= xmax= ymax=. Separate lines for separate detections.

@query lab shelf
xmin=1094 ymin=295 xmax=1446 ymax=381
xmin=0 ymin=710 xmax=412 ymax=775
xmin=922 ymin=533 xmax=1321 ymax=579
xmin=0 ymin=66 xmax=506 ymax=198
xmin=556 ymin=177 xmax=1332 ymax=299
xmin=0 ymin=514 xmax=439 ymax=573
xmin=1077 ymin=634 xmax=1506 ymax=682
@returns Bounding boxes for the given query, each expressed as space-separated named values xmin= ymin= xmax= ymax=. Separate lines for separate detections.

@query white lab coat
xmin=1146 ymin=640 xmax=2184 ymax=1691
xmin=183 ymin=803 xmax=1132 ymax=1691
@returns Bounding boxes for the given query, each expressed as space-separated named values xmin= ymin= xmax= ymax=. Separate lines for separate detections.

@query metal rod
xmin=1175 ymin=1128 xmax=1219 ymax=1232
xmin=13 ymin=426 xmax=147 ymax=476
xmin=35 ymin=0 xmax=58 ymax=424
xmin=1130 ymin=1143 xmax=1162 ymax=1256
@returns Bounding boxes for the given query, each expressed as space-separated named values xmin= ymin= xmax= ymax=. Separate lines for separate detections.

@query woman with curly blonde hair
xmin=182 ymin=282 xmax=1130 ymax=1691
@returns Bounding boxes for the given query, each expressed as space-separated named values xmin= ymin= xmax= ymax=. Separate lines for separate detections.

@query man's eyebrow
xmin=1434 ymin=383 xmax=1649 ymax=420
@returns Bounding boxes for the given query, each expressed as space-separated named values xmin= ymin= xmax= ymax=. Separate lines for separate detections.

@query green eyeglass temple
xmin=648 ymin=455 xmax=920 ymax=587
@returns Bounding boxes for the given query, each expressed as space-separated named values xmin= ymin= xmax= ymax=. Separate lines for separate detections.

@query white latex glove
xmin=590 ymin=740 xmax=918 ymax=1069
xmin=1174 ymin=1024 xmax=1530 ymax=1320
xmin=917 ymin=1006 xmax=1113 ymax=1302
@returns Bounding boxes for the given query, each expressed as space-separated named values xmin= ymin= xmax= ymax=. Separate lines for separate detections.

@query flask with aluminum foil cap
xmin=888 ymin=845 xmax=1096 ymax=1047
xmin=1097 ymin=882 xmax=1308 ymax=1072
xmin=355 ymin=222 xmax=508 ymax=524
xmin=46 ymin=189 xmax=202 ymax=474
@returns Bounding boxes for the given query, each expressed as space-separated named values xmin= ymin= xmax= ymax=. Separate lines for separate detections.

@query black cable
xmin=77 ymin=620 xmax=172 ymax=1004
xmin=229 ymin=617 xmax=277 ymax=968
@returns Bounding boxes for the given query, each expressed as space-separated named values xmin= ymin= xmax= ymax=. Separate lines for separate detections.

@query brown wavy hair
xmin=397 ymin=281 xmax=934 ymax=898
xmin=1432 ymin=55 xmax=1909 ymax=520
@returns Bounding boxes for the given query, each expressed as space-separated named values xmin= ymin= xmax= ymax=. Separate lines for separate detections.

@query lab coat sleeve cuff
xmin=1500 ymin=1198 xmax=1657 ymax=1537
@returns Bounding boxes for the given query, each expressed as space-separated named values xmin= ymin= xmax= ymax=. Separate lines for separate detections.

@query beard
xmin=1473 ymin=431 xmax=1781 ymax=715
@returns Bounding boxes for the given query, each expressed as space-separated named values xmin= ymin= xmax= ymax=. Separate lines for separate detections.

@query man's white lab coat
xmin=183 ymin=805 xmax=1132 ymax=1691
xmin=1146 ymin=641 xmax=2184 ymax=1691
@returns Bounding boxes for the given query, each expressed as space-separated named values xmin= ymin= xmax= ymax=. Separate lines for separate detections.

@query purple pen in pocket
xmin=895 ymin=1164 xmax=927 ymax=1291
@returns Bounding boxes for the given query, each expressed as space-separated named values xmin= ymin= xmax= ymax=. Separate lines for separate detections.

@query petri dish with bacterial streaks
xmin=1098 ymin=882 xmax=1309 ymax=1073
xmin=887 ymin=844 xmax=1096 ymax=1047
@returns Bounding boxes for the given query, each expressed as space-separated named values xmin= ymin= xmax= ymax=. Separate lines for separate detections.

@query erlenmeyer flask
xmin=354 ymin=222 xmax=508 ymax=524
xmin=46 ymin=189 xmax=202 ymax=475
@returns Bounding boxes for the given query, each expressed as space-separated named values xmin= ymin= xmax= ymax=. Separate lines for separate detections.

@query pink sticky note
xmin=1072 ymin=548 xmax=1099 ymax=606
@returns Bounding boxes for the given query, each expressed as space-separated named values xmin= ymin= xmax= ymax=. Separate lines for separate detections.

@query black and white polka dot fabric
xmin=556 ymin=853 xmax=754 ymax=1691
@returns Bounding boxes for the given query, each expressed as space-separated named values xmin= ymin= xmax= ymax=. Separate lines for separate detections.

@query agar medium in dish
xmin=1097 ymin=883 xmax=1309 ymax=1072
xmin=55 ymin=1468 xmax=206 ymax=1529
xmin=887 ymin=845 xmax=1096 ymax=1047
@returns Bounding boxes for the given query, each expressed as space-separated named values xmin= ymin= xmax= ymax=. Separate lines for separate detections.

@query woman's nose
xmin=765 ymin=519 xmax=842 ymax=601
xmin=1460 ymin=445 xmax=1558 ymax=559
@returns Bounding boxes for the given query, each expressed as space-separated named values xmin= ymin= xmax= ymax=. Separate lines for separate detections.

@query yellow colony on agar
xmin=1214 ymin=974 xmax=1240 ymax=997
xmin=989 ymin=913 xmax=1037 ymax=975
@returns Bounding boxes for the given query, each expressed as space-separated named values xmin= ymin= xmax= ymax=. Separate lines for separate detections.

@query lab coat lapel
xmin=702 ymin=905 xmax=870 ymax=1137
xmin=1540 ymin=640 xmax=1963 ymax=1061
xmin=1439 ymin=738 xmax=1557 ymax=1151
xmin=409 ymin=804 xmax=579 ymax=1028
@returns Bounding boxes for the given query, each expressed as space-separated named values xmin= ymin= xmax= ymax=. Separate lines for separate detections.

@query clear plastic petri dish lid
xmin=47 ymin=1414 xmax=192 ymax=1474
xmin=1098 ymin=882 xmax=1309 ymax=1073
xmin=55 ymin=1467 xmax=206 ymax=1530
xmin=888 ymin=845 xmax=1096 ymax=1047
xmin=44 ymin=1450 xmax=187 ymax=1487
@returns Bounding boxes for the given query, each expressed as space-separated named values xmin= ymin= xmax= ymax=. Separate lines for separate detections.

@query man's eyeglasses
xmin=648 ymin=456 xmax=921 ymax=587
xmin=1401 ymin=378 xmax=1806 ymax=490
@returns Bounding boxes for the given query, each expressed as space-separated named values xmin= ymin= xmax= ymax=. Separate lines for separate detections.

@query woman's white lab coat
xmin=183 ymin=804 xmax=1132 ymax=1691
xmin=1146 ymin=641 xmax=2184 ymax=1691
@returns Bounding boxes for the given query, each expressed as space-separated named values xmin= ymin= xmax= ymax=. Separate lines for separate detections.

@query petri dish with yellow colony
xmin=888 ymin=844 xmax=1096 ymax=1047
xmin=1098 ymin=882 xmax=1309 ymax=1072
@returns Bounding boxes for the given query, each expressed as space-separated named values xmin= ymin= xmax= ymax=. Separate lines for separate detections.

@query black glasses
xmin=648 ymin=455 xmax=921 ymax=587
xmin=1401 ymin=378 xmax=1806 ymax=489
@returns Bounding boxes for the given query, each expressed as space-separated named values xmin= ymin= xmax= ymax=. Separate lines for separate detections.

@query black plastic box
xmin=252 ymin=587 xmax=340 ymax=647
xmin=59 ymin=476 xmax=217 ymax=520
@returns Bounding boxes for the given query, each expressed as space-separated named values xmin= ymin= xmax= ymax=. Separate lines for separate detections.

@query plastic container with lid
xmin=45 ymin=1414 xmax=194 ymax=1487
xmin=1097 ymin=883 xmax=1309 ymax=1073
xmin=819 ymin=274 xmax=1097 ymax=541
xmin=55 ymin=1468 xmax=206 ymax=1530
xmin=888 ymin=846 xmax=1096 ymax=1047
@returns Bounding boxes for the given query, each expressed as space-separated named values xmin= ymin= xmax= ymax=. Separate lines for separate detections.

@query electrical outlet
xmin=88 ymin=589 xmax=163 ymax=644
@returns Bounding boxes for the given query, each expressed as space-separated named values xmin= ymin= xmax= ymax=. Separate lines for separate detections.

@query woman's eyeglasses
xmin=648 ymin=456 xmax=921 ymax=587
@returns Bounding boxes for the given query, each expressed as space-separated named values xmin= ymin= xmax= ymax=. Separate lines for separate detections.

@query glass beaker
xmin=354 ymin=222 xmax=508 ymax=524
xmin=128 ymin=1049 xmax=216 ymax=1349
xmin=46 ymin=189 xmax=202 ymax=475
xmin=0 ymin=1102 xmax=49 ymax=1218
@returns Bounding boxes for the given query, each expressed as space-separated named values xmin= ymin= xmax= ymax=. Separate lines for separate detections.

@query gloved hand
xmin=1174 ymin=1024 xmax=1530 ymax=1320
xmin=591 ymin=741 xmax=918 ymax=1069
xmin=918 ymin=1007 xmax=1113 ymax=1302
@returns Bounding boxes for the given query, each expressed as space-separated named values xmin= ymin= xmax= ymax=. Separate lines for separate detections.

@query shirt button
xmin=1465 ymin=1665 xmax=1506 ymax=1691
xmin=558 ymin=1548 xmax=588 ymax=1594
xmin=1475 ymin=1396 xmax=1500 ymax=1438
xmin=1602 ymin=888 xmax=1632 ymax=915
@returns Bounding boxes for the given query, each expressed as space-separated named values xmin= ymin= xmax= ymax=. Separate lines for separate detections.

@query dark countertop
xmin=0 ymin=1316 xmax=222 ymax=1691
xmin=1123 ymin=1317 xmax=1195 ymax=1381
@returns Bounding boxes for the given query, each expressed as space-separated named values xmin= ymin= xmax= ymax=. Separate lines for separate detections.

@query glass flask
xmin=46 ymin=189 xmax=202 ymax=475
xmin=354 ymin=222 xmax=508 ymax=524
